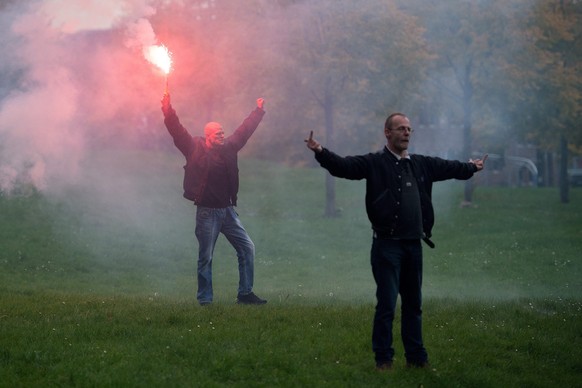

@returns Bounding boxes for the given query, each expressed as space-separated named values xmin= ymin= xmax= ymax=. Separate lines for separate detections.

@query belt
xmin=373 ymin=231 xmax=435 ymax=249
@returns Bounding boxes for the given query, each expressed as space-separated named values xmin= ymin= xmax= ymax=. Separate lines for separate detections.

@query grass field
xmin=1 ymin=150 xmax=581 ymax=387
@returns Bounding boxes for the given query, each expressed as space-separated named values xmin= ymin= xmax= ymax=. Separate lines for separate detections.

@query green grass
xmin=1 ymin=150 xmax=581 ymax=387
xmin=1 ymin=294 xmax=580 ymax=387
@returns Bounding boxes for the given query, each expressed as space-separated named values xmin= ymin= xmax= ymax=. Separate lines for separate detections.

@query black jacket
xmin=164 ymin=106 xmax=265 ymax=205
xmin=315 ymin=147 xmax=477 ymax=242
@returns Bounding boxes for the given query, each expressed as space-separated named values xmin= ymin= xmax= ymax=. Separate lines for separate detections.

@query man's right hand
xmin=161 ymin=93 xmax=172 ymax=116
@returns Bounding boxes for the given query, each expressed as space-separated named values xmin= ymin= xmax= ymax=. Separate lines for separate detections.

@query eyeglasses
xmin=390 ymin=126 xmax=414 ymax=133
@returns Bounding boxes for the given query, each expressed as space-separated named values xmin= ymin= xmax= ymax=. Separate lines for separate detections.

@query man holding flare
xmin=161 ymin=92 xmax=267 ymax=306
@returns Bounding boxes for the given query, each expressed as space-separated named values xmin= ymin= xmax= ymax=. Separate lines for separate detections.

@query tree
xmin=260 ymin=0 xmax=430 ymax=216
xmin=505 ymin=0 xmax=582 ymax=202
xmin=397 ymin=0 xmax=527 ymax=204
xmin=0 ymin=0 xmax=18 ymax=10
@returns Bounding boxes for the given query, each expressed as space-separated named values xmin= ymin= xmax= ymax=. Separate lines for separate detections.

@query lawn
xmin=1 ymin=150 xmax=581 ymax=387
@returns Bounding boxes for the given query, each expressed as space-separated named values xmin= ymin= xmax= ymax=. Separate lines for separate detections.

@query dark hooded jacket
xmin=315 ymin=147 xmax=477 ymax=243
xmin=163 ymin=106 xmax=265 ymax=205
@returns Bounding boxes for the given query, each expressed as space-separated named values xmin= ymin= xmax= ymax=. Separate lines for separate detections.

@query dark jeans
xmin=370 ymin=238 xmax=428 ymax=365
xmin=195 ymin=206 xmax=255 ymax=304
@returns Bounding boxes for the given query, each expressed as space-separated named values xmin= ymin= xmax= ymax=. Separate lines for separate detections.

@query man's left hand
xmin=305 ymin=131 xmax=323 ymax=153
xmin=257 ymin=98 xmax=265 ymax=110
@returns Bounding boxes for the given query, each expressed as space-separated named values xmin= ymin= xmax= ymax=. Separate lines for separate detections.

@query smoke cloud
xmin=0 ymin=0 xmax=166 ymax=194
xmin=1 ymin=0 xmax=573 ymax=302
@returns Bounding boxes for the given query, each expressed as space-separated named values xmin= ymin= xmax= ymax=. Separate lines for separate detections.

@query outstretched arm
xmin=305 ymin=131 xmax=368 ymax=180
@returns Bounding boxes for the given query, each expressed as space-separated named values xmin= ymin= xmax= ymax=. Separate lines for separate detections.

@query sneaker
xmin=199 ymin=301 xmax=211 ymax=306
xmin=236 ymin=292 xmax=267 ymax=305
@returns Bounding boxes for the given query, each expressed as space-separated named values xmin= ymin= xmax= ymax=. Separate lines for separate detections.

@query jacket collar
xmin=383 ymin=145 xmax=410 ymax=161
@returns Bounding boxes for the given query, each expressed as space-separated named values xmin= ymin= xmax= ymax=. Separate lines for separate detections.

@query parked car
xmin=568 ymin=169 xmax=582 ymax=187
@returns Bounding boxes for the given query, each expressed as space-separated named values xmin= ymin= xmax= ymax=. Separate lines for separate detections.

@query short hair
xmin=204 ymin=122 xmax=222 ymax=136
xmin=384 ymin=113 xmax=407 ymax=131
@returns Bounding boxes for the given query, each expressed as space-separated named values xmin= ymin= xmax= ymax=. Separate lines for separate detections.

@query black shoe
xmin=236 ymin=292 xmax=267 ymax=305
xmin=199 ymin=301 xmax=211 ymax=306
xmin=406 ymin=360 xmax=430 ymax=369
xmin=375 ymin=361 xmax=393 ymax=371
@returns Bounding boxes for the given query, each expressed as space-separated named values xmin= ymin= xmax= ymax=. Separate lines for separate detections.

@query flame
xmin=144 ymin=44 xmax=172 ymax=75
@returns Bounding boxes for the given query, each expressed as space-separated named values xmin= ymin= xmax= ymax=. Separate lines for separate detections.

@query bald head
xmin=204 ymin=122 xmax=225 ymax=148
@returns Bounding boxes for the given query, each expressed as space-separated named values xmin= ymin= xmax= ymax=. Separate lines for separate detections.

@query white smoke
xmin=0 ymin=4 xmax=81 ymax=192
xmin=0 ymin=0 xmax=164 ymax=194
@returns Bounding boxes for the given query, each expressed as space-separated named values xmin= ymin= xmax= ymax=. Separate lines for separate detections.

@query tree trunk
xmin=325 ymin=173 xmax=337 ymax=217
xmin=323 ymin=78 xmax=338 ymax=217
xmin=547 ymin=152 xmax=555 ymax=187
xmin=559 ymin=134 xmax=569 ymax=203
xmin=462 ymin=61 xmax=474 ymax=205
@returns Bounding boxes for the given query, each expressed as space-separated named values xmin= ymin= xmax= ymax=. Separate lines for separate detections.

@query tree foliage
xmin=506 ymin=0 xmax=582 ymax=150
xmin=145 ymin=0 xmax=582 ymax=163
xmin=1 ymin=0 xmax=580 ymax=170
xmin=148 ymin=0 xmax=431 ymax=163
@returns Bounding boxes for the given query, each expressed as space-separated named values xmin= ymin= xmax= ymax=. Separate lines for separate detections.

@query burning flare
xmin=145 ymin=44 xmax=172 ymax=74
xmin=144 ymin=44 xmax=172 ymax=93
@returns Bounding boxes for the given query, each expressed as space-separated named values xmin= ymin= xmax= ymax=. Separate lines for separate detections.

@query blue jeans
xmin=370 ymin=238 xmax=428 ymax=365
xmin=195 ymin=206 xmax=255 ymax=303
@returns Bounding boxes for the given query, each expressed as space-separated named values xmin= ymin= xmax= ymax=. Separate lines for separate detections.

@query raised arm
xmin=160 ymin=93 xmax=193 ymax=157
xmin=226 ymin=98 xmax=266 ymax=151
